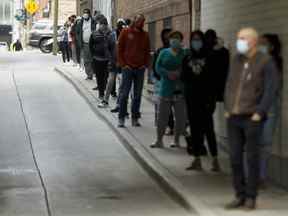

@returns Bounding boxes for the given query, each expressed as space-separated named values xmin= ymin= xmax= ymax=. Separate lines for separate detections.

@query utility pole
xmin=52 ymin=0 xmax=59 ymax=55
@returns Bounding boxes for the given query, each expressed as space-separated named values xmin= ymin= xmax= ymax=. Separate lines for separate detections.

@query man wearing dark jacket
xmin=224 ymin=28 xmax=278 ymax=210
xmin=89 ymin=17 xmax=115 ymax=100
xmin=75 ymin=9 xmax=96 ymax=80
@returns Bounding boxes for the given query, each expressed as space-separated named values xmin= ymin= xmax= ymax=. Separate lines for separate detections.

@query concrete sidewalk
xmin=56 ymin=63 xmax=288 ymax=216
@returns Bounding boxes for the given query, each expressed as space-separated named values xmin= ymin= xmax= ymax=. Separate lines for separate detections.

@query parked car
xmin=28 ymin=21 xmax=62 ymax=53
xmin=0 ymin=41 xmax=9 ymax=52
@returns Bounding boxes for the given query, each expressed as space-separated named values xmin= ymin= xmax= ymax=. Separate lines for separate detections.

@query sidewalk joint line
xmin=12 ymin=69 xmax=52 ymax=216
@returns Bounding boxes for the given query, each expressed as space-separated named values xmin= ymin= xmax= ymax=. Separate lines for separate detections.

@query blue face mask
xmin=258 ymin=45 xmax=269 ymax=54
xmin=191 ymin=40 xmax=203 ymax=51
xmin=170 ymin=39 xmax=182 ymax=49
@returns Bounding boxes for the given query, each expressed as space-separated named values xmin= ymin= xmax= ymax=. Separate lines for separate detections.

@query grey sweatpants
xmin=81 ymin=43 xmax=93 ymax=78
xmin=156 ymin=96 xmax=186 ymax=143
xmin=104 ymin=72 xmax=117 ymax=102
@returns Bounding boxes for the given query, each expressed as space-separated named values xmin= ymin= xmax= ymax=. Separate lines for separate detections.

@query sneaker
xmin=170 ymin=142 xmax=180 ymax=148
xmin=225 ymin=198 xmax=246 ymax=210
xmin=118 ymin=119 xmax=125 ymax=128
xmin=86 ymin=76 xmax=93 ymax=80
xmin=111 ymin=107 xmax=119 ymax=113
xmin=98 ymin=101 xmax=108 ymax=108
xmin=132 ymin=118 xmax=141 ymax=127
xmin=211 ymin=158 xmax=221 ymax=172
xmin=186 ymin=158 xmax=202 ymax=171
xmin=92 ymin=86 xmax=98 ymax=90
xmin=111 ymin=93 xmax=117 ymax=98
xmin=150 ymin=141 xmax=164 ymax=148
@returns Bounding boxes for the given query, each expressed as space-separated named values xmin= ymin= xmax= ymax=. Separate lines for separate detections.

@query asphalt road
xmin=0 ymin=51 xmax=192 ymax=216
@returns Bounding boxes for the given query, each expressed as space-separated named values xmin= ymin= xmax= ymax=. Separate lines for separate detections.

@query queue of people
xmin=61 ymin=9 xmax=282 ymax=211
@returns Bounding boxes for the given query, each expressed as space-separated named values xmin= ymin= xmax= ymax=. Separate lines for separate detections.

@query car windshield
xmin=32 ymin=23 xmax=51 ymax=30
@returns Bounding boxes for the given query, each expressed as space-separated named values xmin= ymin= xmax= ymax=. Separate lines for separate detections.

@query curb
xmin=55 ymin=67 xmax=217 ymax=216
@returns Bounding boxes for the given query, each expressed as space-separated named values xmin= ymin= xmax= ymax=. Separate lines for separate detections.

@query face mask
xmin=258 ymin=45 xmax=269 ymax=54
xmin=191 ymin=40 xmax=203 ymax=51
xmin=236 ymin=39 xmax=250 ymax=54
xmin=170 ymin=39 xmax=182 ymax=49
xmin=83 ymin=13 xmax=89 ymax=20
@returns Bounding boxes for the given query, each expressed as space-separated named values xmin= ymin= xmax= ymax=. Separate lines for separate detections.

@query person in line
xmin=89 ymin=17 xmax=115 ymax=101
xmin=75 ymin=9 xmax=96 ymax=80
xmin=98 ymin=18 xmax=127 ymax=108
xmin=68 ymin=15 xmax=78 ymax=66
xmin=182 ymin=30 xmax=221 ymax=172
xmin=59 ymin=24 xmax=70 ymax=63
xmin=205 ymin=30 xmax=230 ymax=102
xmin=258 ymin=33 xmax=282 ymax=188
xmin=150 ymin=31 xmax=186 ymax=148
xmin=224 ymin=28 xmax=278 ymax=210
xmin=117 ymin=14 xmax=150 ymax=127
xmin=152 ymin=28 xmax=175 ymax=133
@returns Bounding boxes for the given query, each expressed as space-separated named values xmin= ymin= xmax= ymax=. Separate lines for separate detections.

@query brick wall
xmin=200 ymin=0 xmax=288 ymax=188
xmin=116 ymin=0 xmax=192 ymax=49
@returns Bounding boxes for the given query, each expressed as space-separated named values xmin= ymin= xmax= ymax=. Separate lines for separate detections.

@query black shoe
xmin=118 ymin=119 xmax=125 ymax=128
xmin=186 ymin=158 xmax=202 ymax=171
xmin=243 ymin=198 xmax=256 ymax=211
xmin=92 ymin=86 xmax=98 ymax=90
xmin=225 ymin=198 xmax=246 ymax=210
xmin=211 ymin=158 xmax=221 ymax=172
xmin=132 ymin=118 xmax=141 ymax=127
xmin=86 ymin=77 xmax=93 ymax=80
xmin=111 ymin=107 xmax=119 ymax=113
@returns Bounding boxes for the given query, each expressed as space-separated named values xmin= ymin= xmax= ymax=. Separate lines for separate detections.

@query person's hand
xmin=224 ymin=111 xmax=230 ymax=119
xmin=123 ymin=65 xmax=132 ymax=70
xmin=251 ymin=113 xmax=262 ymax=122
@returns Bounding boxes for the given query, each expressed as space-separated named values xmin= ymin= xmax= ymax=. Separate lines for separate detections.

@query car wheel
xmin=39 ymin=38 xmax=52 ymax=53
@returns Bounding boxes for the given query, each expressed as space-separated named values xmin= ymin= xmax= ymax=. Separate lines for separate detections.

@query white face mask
xmin=236 ymin=39 xmax=250 ymax=54
xmin=83 ymin=14 xmax=89 ymax=20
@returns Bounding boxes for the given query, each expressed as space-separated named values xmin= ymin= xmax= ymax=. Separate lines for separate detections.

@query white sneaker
xmin=98 ymin=101 xmax=108 ymax=108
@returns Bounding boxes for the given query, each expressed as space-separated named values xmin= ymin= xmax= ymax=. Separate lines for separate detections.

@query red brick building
xmin=115 ymin=0 xmax=194 ymax=50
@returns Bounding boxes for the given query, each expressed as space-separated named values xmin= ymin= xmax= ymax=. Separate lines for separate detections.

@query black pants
xmin=93 ymin=60 xmax=109 ymax=98
xmin=60 ymin=42 xmax=70 ymax=63
xmin=227 ymin=115 xmax=263 ymax=200
xmin=186 ymin=96 xmax=218 ymax=157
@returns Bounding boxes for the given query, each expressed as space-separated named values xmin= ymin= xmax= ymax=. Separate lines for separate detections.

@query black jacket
xmin=206 ymin=45 xmax=230 ymax=102
xmin=89 ymin=26 xmax=116 ymax=65
xmin=182 ymin=50 xmax=214 ymax=105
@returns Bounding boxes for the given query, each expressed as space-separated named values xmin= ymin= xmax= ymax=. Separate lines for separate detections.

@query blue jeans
xmin=118 ymin=68 xmax=145 ymax=120
xmin=227 ymin=115 xmax=264 ymax=199
xmin=260 ymin=100 xmax=280 ymax=181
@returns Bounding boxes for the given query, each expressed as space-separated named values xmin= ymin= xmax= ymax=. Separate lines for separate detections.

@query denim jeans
xmin=260 ymin=99 xmax=280 ymax=181
xmin=118 ymin=68 xmax=145 ymax=120
xmin=227 ymin=115 xmax=264 ymax=199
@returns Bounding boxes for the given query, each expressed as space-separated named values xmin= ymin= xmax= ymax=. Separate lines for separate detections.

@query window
xmin=163 ymin=17 xmax=172 ymax=29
